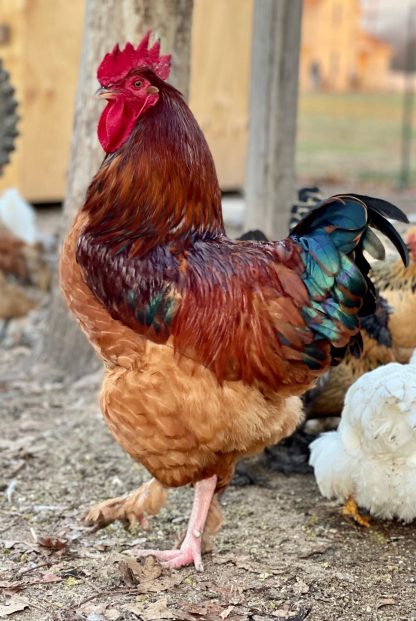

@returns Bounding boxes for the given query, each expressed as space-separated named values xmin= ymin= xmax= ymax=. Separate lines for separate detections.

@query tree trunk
xmin=244 ymin=0 xmax=303 ymax=240
xmin=37 ymin=0 xmax=194 ymax=380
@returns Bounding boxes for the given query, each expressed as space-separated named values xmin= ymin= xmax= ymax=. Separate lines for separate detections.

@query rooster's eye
xmin=134 ymin=80 xmax=142 ymax=88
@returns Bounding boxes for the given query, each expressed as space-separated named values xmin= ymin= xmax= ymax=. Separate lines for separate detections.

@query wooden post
xmin=37 ymin=0 xmax=194 ymax=380
xmin=244 ymin=0 xmax=303 ymax=240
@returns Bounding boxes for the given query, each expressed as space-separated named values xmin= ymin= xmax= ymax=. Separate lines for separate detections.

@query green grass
xmin=296 ymin=92 xmax=416 ymax=188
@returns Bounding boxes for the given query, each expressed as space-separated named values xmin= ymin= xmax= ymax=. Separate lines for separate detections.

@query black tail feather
xmin=293 ymin=192 xmax=409 ymax=268
xmin=341 ymin=193 xmax=409 ymax=224
xmin=363 ymin=210 xmax=409 ymax=267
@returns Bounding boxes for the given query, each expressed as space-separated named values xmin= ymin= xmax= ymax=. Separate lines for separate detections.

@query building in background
xmin=299 ymin=0 xmax=393 ymax=92
xmin=0 ymin=0 xmax=253 ymax=199
xmin=0 ymin=0 xmax=402 ymax=200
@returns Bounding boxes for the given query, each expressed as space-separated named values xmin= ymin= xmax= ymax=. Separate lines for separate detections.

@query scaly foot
xmin=135 ymin=531 xmax=204 ymax=571
xmin=134 ymin=474 xmax=218 ymax=572
xmin=83 ymin=479 xmax=167 ymax=531
xmin=342 ymin=495 xmax=371 ymax=528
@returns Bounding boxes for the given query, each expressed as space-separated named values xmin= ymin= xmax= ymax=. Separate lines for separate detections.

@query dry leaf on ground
xmin=125 ymin=597 xmax=177 ymax=620
xmin=298 ymin=544 xmax=332 ymax=559
xmin=104 ymin=609 xmax=122 ymax=621
xmin=0 ymin=597 xmax=29 ymax=617
xmin=271 ymin=608 xmax=310 ymax=621
xmin=292 ymin=578 xmax=310 ymax=595
xmin=117 ymin=555 xmax=184 ymax=593
xmin=0 ymin=581 xmax=23 ymax=593
xmin=220 ymin=605 xmax=236 ymax=619
xmin=377 ymin=598 xmax=396 ymax=609
xmin=37 ymin=535 xmax=68 ymax=551
xmin=118 ymin=555 xmax=162 ymax=586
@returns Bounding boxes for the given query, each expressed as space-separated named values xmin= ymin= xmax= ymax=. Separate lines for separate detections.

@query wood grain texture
xmin=0 ymin=0 xmax=84 ymax=200
xmin=189 ymin=0 xmax=254 ymax=190
xmin=39 ymin=0 xmax=194 ymax=379
xmin=244 ymin=0 xmax=303 ymax=239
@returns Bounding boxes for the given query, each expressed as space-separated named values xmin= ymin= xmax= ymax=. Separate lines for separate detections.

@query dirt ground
xmin=1 ymin=201 xmax=416 ymax=621
xmin=1 ymin=313 xmax=416 ymax=621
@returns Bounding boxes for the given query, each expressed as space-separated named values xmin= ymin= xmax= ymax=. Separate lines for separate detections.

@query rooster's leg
xmin=83 ymin=478 xmax=167 ymax=531
xmin=135 ymin=474 xmax=217 ymax=571
xmin=342 ymin=495 xmax=371 ymax=527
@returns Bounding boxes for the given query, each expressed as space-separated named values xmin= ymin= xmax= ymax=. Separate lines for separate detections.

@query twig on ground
xmin=77 ymin=587 xmax=138 ymax=608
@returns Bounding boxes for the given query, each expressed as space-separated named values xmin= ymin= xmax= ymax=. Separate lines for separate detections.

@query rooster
xmin=60 ymin=33 xmax=408 ymax=571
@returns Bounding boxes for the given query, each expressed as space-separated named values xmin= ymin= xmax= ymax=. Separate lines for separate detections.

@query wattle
xmin=98 ymin=98 xmax=139 ymax=153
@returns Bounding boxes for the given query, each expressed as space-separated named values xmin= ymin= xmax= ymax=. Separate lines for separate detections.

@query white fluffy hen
xmin=309 ymin=350 xmax=416 ymax=524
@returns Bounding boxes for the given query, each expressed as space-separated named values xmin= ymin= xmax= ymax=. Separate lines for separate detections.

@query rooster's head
xmin=96 ymin=31 xmax=171 ymax=153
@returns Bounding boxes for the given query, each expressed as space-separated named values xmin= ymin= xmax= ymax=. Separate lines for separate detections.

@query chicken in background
xmin=0 ymin=189 xmax=37 ymax=245
xmin=288 ymin=186 xmax=323 ymax=231
xmin=60 ymin=33 xmax=408 ymax=570
xmin=371 ymin=224 xmax=416 ymax=363
xmin=0 ymin=226 xmax=51 ymax=292
xmin=310 ymin=350 xmax=416 ymax=526
xmin=302 ymin=293 xmax=395 ymax=419
xmin=0 ymin=270 xmax=36 ymax=325
xmin=0 ymin=231 xmax=50 ymax=341
xmin=0 ymin=192 xmax=51 ymax=335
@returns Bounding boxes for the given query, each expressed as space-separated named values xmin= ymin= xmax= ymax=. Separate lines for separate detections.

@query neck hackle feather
xmin=82 ymin=76 xmax=224 ymax=255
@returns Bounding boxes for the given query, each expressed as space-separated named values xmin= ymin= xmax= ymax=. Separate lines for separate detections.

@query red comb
xmin=97 ymin=31 xmax=171 ymax=85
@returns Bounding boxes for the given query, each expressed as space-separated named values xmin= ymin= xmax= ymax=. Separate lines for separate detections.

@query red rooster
xmin=60 ymin=33 xmax=408 ymax=571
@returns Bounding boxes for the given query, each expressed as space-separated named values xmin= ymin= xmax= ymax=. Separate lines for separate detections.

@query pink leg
xmin=134 ymin=474 xmax=217 ymax=571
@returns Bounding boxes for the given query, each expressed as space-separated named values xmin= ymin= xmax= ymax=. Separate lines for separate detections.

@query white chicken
xmin=309 ymin=350 xmax=416 ymax=525
xmin=0 ymin=188 xmax=37 ymax=244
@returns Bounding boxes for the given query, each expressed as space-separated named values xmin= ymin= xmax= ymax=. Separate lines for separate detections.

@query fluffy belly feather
xmin=100 ymin=340 xmax=303 ymax=488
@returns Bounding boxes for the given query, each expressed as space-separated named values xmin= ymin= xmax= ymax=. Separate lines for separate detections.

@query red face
xmin=97 ymin=73 xmax=160 ymax=153
xmin=406 ymin=226 xmax=416 ymax=262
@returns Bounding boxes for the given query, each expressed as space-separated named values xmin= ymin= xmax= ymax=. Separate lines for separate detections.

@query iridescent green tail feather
xmin=291 ymin=194 xmax=409 ymax=366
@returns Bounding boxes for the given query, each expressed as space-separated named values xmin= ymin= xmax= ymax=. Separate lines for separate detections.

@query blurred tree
xmin=38 ymin=0 xmax=194 ymax=379
xmin=244 ymin=0 xmax=303 ymax=240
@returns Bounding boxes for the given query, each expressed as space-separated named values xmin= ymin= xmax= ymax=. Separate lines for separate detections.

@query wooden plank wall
xmin=21 ymin=0 xmax=85 ymax=201
xmin=190 ymin=0 xmax=253 ymax=190
xmin=0 ymin=0 xmax=253 ymax=201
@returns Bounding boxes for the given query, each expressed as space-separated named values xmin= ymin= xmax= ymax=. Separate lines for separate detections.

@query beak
xmin=95 ymin=86 xmax=117 ymax=100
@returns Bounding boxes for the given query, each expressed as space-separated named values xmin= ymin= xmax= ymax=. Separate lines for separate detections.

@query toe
xmin=135 ymin=548 xmax=179 ymax=561
xmin=193 ymin=554 xmax=204 ymax=572
xmin=161 ymin=550 xmax=201 ymax=571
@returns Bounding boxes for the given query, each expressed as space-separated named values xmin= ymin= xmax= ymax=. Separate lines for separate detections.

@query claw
xmin=342 ymin=495 xmax=371 ymax=528
xmin=82 ymin=479 xmax=167 ymax=531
